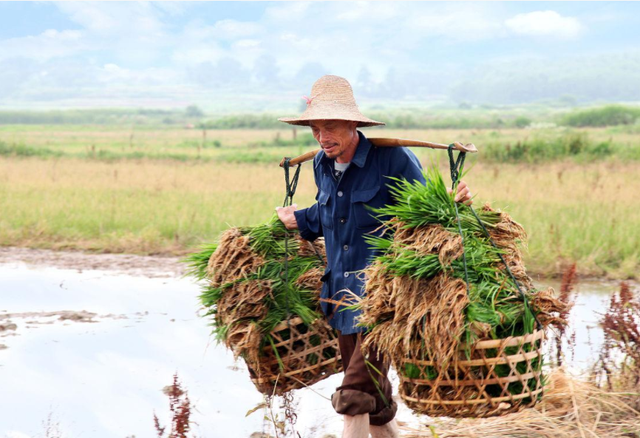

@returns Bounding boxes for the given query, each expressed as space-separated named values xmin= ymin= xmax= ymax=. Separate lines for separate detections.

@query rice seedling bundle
xmin=359 ymin=166 xmax=569 ymax=417
xmin=185 ymin=215 xmax=341 ymax=395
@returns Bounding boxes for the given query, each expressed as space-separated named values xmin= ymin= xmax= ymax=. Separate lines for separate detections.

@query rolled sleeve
xmin=294 ymin=204 xmax=323 ymax=242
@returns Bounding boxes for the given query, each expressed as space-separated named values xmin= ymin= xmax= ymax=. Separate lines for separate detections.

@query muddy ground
xmin=0 ymin=246 xmax=184 ymax=278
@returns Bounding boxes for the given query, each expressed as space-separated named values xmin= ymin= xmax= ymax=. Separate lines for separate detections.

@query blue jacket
xmin=294 ymin=131 xmax=425 ymax=334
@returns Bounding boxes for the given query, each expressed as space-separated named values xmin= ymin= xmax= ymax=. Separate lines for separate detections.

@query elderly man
xmin=276 ymin=75 xmax=471 ymax=438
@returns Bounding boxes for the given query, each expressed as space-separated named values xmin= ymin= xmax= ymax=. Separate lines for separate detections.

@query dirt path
xmin=0 ymin=247 xmax=179 ymax=349
xmin=0 ymin=246 xmax=185 ymax=278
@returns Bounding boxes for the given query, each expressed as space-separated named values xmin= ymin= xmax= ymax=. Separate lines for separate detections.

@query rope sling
xmin=281 ymin=157 xmax=301 ymax=327
xmin=447 ymin=145 xmax=542 ymax=331
xmin=280 ymin=158 xmax=325 ymax=325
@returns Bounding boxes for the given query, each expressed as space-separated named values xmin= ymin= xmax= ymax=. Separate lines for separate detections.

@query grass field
xmin=0 ymin=125 xmax=638 ymax=279
xmin=2 ymin=125 xmax=640 ymax=163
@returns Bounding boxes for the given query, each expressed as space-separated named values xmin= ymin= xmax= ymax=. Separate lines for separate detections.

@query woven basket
xmin=246 ymin=316 xmax=342 ymax=396
xmin=397 ymin=330 xmax=544 ymax=417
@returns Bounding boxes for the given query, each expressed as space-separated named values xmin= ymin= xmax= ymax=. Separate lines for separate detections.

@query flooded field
xmin=0 ymin=250 xmax=621 ymax=437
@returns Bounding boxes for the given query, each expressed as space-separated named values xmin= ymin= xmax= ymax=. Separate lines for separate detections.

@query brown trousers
xmin=331 ymin=333 xmax=397 ymax=426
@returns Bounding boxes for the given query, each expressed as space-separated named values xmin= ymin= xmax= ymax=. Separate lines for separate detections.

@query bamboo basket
xmin=247 ymin=317 xmax=342 ymax=396
xmin=397 ymin=330 xmax=544 ymax=417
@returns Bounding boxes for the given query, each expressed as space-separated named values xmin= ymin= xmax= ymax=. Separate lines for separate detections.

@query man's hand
xmin=276 ymin=204 xmax=299 ymax=230
xmin=448 ymin=180 xmax=473 ymax=205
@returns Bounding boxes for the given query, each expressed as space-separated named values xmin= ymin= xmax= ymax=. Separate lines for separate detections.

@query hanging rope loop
xmin=448 ymin=144 xmax=466 ymax=188
xmin=282 ymin=157 xmax=302 ymax=208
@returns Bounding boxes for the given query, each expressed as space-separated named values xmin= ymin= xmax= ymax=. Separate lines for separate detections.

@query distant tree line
xmin=0 ymin=106 xmax=206 ymax=125
xmin=2 ymin=105 xmax=639 ymax=130
xmin=198 ymin=106 xmax=639 ymax=130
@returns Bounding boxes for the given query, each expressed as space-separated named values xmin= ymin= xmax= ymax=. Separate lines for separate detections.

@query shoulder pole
xmin=279 ymin=137 xmax=477 ymax=167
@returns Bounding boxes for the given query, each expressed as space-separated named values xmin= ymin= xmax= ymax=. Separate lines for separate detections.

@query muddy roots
xmin=206 ymin=228 xmax=264 ymax=288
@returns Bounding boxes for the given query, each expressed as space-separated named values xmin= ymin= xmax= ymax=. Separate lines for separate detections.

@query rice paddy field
xmin=0 ymin=124 xmax=639 ymax=279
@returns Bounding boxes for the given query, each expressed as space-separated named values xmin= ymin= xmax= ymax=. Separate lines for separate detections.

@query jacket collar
xmin=314 ymin=130 xmax=372 ymax=169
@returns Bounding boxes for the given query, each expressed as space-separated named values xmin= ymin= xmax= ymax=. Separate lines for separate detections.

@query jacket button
xmin=344 ymin=272 xmax=349 ymax=278
xmin=337 ymin=191 xmax=343 ymax=197
xmin=340 ymin=217 xmax=346 ymax=224
xmin=343 ymin=245 xmax=349 ymax=251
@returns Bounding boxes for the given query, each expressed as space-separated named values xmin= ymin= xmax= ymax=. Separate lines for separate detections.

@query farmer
xmin=276 ymin=75 xmax=472 ymax=438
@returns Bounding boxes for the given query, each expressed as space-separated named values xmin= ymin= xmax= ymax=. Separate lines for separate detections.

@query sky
xmin=1 ymin=1 xmax=639 ymax=111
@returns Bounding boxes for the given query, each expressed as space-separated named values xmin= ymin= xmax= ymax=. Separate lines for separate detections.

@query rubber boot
xmin=370 ymin=418 xmax=400 ymax=438
xmin=342 ymin=413 xmax=370 ymax=438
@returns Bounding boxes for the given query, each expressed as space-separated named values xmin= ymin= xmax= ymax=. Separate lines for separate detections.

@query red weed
xmin=596 ymin=282 xmax=640 ymax=391
xmin=154 ymin=373 xmax=194 ymax=438
xmin=555 ymin=263 xmax=577 ymax=365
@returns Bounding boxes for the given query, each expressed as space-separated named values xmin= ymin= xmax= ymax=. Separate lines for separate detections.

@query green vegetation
xmin=0 ymin=142 xmax=63 ymax=158
xmin=481 ymin=131 xmax=640 ymax=163
xmin=561 ymin=105 xmax=640 ymax=127
xmin=1 ymin=125 xmax=639 ymax=165
xmin=3 ymin=104 xmax=638 ymax=130
xmin=199 ymin=105 xmax=640 ymax=130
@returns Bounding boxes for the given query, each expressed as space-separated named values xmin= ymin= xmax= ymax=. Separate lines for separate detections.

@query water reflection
xmin=0 ymin=264 xmax=619 ymax=437
xmin=0 ymin=265 xmax=346 ymax=437
xmin=541 ymin=278 xmax=611 ymax=370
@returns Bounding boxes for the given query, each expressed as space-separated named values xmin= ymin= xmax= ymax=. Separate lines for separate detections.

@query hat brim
xmin=278 ymin=116 xmax=385 ymax=128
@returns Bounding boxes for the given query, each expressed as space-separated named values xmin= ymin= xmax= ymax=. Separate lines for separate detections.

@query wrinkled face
xmin=309 ymin=119 xmax=359 ymax=161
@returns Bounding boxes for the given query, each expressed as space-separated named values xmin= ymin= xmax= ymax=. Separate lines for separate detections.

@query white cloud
xmin=54 ymin=2 xmax=166 ymax=36
xmin=0 ymin=2 xmax=507 ymax=83
xmin=212 ymin=19 xmax=262 ymax=40
xmin=0 ymin=29 xmax=86 ymax=61
xmin=264 ymin=2 xmax=313 ymax=22
xmin=505 ymin=10 xmax=584 ymax=39
xmin=4 ymin=432 xmax=31 ymax=438
xmin=335 ymin=2 xmax=399 ymax=22
xmin=0 ymin=1 xmax=627 ymax=107
xmin=233 ymin=39 xmax=262 ymax=49
xmin=404 ymin=3 xmax=505 ymax=41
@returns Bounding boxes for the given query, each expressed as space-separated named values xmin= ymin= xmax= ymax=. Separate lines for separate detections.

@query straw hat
xmin=279 ymin=75 xmax=384 ymax=127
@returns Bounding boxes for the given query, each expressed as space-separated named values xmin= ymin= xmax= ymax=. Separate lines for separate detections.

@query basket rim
xmin=471 ymin=329 xmax=544 ymax=349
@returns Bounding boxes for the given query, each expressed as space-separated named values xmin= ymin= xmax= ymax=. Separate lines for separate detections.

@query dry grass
xmin=465 ymin=161 xmax=640 ymax=279
xmin=0 ymin=157 xmax=317 ymax=254
xmin=403 ymin=369 xmax=640 ymax=438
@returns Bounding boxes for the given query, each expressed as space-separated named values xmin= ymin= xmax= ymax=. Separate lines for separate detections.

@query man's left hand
xmin=448 ymin=180 xmax=473 ymax=205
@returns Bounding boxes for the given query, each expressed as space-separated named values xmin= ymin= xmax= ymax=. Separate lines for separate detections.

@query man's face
xmin=309 ymin=120 xmax=358 ymax=160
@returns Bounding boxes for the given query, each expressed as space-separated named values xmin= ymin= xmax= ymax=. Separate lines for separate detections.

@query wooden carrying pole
xmin=279 ymin=138 xmax=477 ymax=167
